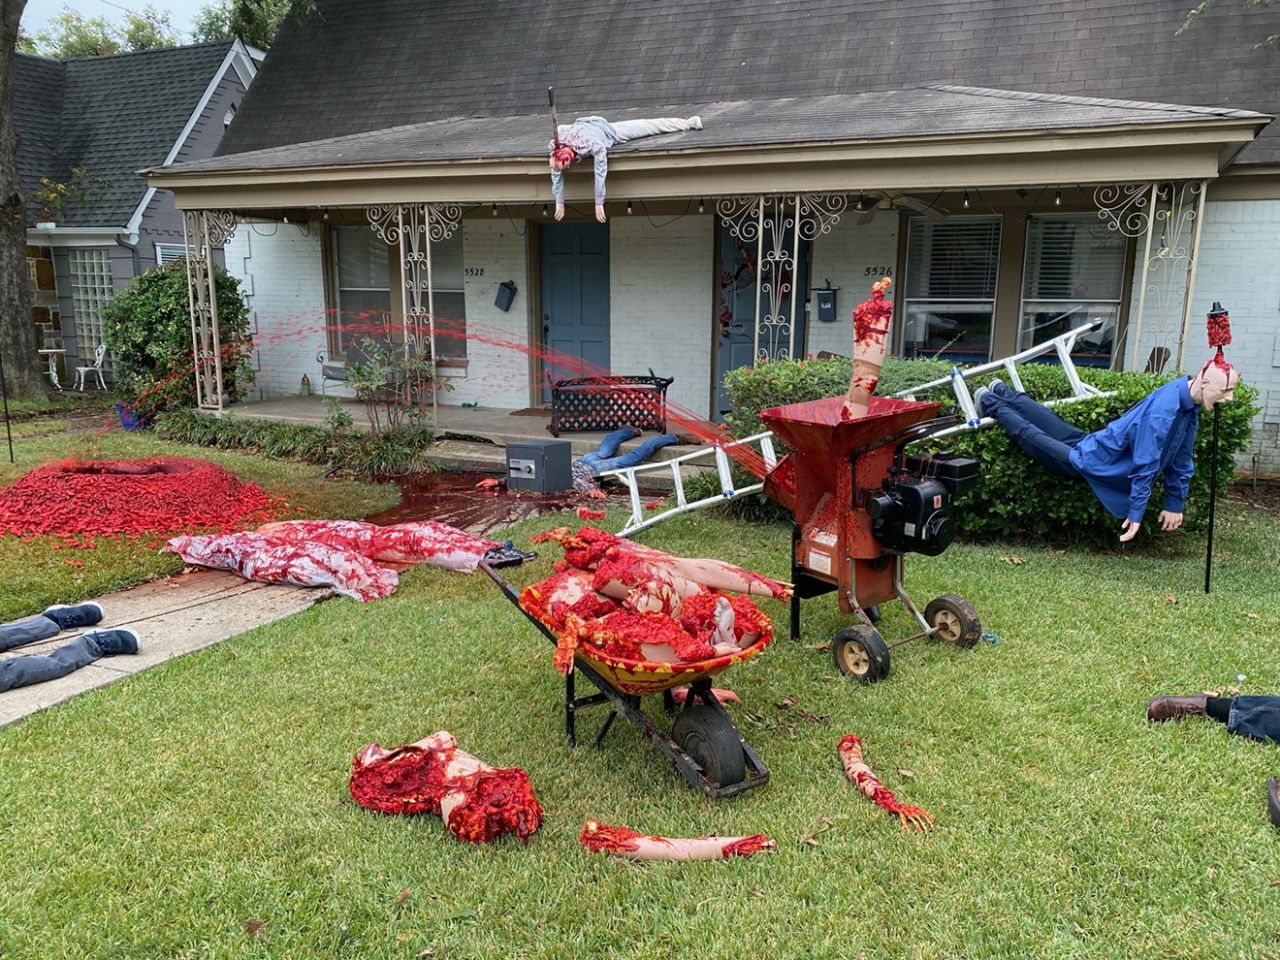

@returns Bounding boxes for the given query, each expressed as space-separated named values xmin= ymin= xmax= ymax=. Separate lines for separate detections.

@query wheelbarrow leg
xmin=592 ymin=710 xmax=618 ymax=749
xmin=565 ymin=669 xmax=577 ymax=748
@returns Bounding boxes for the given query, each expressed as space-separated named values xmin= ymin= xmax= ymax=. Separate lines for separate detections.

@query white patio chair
xmin=74 ymin=343 xmax=107 ymax=391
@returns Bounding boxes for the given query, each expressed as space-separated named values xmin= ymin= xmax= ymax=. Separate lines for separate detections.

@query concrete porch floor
xmin=223 ymin=396 xmax=707 ymax=461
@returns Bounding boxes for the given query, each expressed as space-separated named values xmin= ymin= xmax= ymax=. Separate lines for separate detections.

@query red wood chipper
xmin=760 ymin=395 xmax=982 ymax=683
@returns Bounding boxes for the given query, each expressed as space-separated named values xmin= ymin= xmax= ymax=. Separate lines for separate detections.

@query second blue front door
xmin=540 ymin=223 xmax=610 ymax=399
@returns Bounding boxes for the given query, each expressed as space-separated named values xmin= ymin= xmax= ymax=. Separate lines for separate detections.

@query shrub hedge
xmin=153 ymin=409 xmax=436 ymax=480
xmin=101 ymin=261 xmax=253 ymax=418
xmin=710 ymin=356 xmax=1260 ymax=544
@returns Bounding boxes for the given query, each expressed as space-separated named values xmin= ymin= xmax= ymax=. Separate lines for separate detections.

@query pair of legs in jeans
xmin=572 ymin=427 xmax=679 ymax=494
xmin=978 ymin=381 xmax=1083 ymax=478
xmin=0 ymin=603 xmax=139 ymax=694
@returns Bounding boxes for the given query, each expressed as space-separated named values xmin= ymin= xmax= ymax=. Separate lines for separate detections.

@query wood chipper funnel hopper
xmin=759 ymin=394 xmax=983 ymax=686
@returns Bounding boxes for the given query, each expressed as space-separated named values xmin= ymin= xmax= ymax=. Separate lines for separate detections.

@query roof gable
xmin=15 ymin=41 xmax=241 ymax=227
xmin=220 ymin=0 xmax=1280 ymax=165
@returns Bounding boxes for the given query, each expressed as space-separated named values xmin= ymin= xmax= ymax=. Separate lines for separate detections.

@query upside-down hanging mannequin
xmin=549 ymin=115 xmax=702 ymax=222
xmin=974 ymin=354 xmax=1240 ymax=542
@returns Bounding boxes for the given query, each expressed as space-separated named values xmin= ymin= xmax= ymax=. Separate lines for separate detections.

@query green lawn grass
xmin=1 ymin=487 xmax=1278 ymax=958
xmin=0 ymin=429 xmax=399 ymax=621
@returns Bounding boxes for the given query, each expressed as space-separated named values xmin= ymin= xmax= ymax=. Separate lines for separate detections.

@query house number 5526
xmin=464 ymin=267 xmax=485 ymax=277
xmin=864 ymin=266 xmax=893 ymax=277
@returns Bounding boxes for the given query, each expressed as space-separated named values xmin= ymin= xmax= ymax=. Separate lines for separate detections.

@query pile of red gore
xmin=0 ymin=458 xmax=281 ymax=545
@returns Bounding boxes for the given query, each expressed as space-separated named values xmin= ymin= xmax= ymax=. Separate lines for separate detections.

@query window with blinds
xmin=155 ymin=243 xmax=186 ymax=264
xmin=1019 ymin=214 xmax=1126 ymax=367
xmin=902 ymin=217 xmax=1001 ymax=363
xmin=68 ymin=248 xmax=113 ymax=368
xmin=331 ymin=226 xmax=467 ymax=359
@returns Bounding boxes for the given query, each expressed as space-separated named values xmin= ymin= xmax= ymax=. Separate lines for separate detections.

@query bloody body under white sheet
xmin=165 ymin=532 xmax=399 ymax=602
xmin=257 ymin=519 xmax=499 ymax=572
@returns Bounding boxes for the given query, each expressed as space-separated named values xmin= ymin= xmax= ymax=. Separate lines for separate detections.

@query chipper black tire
xmin=832 ymin=625 xmax=891 ymax=684
xmin=924 ymin=594 xmax=982 ymax=648
xmin=673 ymin=705 xmax=746 ymax=787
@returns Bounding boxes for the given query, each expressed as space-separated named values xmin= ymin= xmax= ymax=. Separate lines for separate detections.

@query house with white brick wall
xmin=146 ymin=0 xmax=1280 ymax=472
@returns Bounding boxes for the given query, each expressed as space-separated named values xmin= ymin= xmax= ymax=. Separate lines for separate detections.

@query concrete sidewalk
xmin=0 ymin=571 xmax=332 ymax=729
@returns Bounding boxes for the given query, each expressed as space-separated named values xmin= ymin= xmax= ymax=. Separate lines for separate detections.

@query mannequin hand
xmin=1120 ymin=519 xmax=1141 ymax=542
xmin=554 ymin=203 xmax=565 ymax=221
xmin=595 ymin=204 xmax=607 ymax=223
xmin=1158 ymin=510 xmax=1184 ymax=532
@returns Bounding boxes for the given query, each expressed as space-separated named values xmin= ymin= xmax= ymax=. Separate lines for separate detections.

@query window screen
xmin=1020 ymin=215 xmax=1125 ymax=367
xmin=155 ymin=243 xmax=186 ymax=264
xmin=902 ymin=217 xmax=1000 ymax=364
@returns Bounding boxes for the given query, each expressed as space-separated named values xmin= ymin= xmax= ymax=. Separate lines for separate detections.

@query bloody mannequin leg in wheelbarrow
xmin=761 ymin=395 xmax=982 ymax=683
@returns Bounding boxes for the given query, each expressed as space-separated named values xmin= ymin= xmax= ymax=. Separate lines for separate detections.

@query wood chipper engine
xmin=760 ymin=395 xmax=981 ymax=683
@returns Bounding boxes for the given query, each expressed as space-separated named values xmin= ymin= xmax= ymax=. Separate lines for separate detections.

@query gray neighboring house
xmin=17 ymin=39 xmax=261 ymax=385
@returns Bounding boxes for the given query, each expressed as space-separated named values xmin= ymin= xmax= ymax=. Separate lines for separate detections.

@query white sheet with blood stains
xmin=257 ymin=519 xmax=498 ymax=572
xmin=165 ymin=532 xmax=398 ymax=602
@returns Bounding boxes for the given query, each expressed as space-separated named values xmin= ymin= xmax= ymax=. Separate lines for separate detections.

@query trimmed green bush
xmin=707 ymin=357 xmax=1260 ymax=545
xmin=102 ymin=261 xmax=252 ymax=417
xmin=153 ymin=410 xmax=436 ymax=479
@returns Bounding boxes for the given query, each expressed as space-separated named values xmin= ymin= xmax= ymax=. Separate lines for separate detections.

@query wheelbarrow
xmin=480 ymin=561 xmax=771 ymax=799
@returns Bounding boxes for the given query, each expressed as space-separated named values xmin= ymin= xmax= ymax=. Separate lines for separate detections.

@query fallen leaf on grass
xmin=244 ymin=919 xmax=267 ymax=941
xmin=1227 ymin=685 xmax=1241 ymax=696
xmin=1202 ymin=690 xmax=1221 ymax=698
xmin=999 ymin=554 xmax=1025 ymax=565
xmin=1164 ymin=595 xmax=1179 ymax=605
xmin=813 ymin=642 xmax=830 ymax=653
xmin=396 ymin=887 xmax=413 ymax=905
xmin=1244 ymin=613 xmax=1261 ymax=621
xmin=775 ymin=694 xmax=799 ymax=710
xmin=798 ymin=815 xmax=840 ymax=848
xmin=898 ymin=769 xmax=916 ymax=779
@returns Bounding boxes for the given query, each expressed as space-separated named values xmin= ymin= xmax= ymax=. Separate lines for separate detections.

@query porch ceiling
xmin=145 ymin=85 xmax=1269 ymax=209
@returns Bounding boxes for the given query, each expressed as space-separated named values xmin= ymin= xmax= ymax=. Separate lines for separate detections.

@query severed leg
xmin=580 ymin=821 xmax=776 ymax=860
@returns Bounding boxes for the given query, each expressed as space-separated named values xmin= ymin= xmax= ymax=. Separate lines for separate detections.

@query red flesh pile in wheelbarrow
xmin=521 ymin=526 xmax=785 ymax=674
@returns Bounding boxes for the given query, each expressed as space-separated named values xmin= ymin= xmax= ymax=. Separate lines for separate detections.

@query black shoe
xmin=1268 ymin=780 xmax=1280 ymax=831
xmin=1146 ymin=695 xmax=1209 ymax=722
xmin=42 ymin=602 xmax=104 ymax=629
xmin=85 ymin=628 xmax=139 ymax=656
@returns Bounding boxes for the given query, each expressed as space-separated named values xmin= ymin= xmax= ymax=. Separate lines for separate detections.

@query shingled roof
xmin=15 ymin=41 xmax=237 ymax=226
xmin=169 ymin=86 xmax=1268 ymax=175
xmin=219 ymin=0 xmax=1280 ymax=165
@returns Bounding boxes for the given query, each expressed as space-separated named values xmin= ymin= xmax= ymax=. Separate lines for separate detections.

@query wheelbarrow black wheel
xmin=924 ymin=594 xmax=982 ymax=648
xmin=673 ymin=705 xmax=746 ymax=787
xmin=832 ymin=625 xmax=890 ymax=684
xmin=862 ymin=605 xmax=881 ymax=625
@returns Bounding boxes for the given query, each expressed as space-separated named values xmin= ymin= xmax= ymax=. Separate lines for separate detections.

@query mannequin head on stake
xmin=1190 ymin=355 xmax=1240 ymax=410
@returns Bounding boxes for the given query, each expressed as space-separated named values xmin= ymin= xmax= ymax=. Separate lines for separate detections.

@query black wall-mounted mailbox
xmin=495 ymin=280 xmax=518 ymax=312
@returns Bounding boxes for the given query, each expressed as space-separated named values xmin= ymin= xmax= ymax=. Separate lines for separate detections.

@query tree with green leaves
xmin=26 ymin=6 xmax=178 ymax=58
xmin=192 ymin=0 xmax=300 ymax=49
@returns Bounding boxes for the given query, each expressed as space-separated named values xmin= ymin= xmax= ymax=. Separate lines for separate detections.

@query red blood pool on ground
xmin=0 ymin=458 xmax=283 ymax=546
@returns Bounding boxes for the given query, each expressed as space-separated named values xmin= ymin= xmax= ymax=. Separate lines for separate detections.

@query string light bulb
xmin=1054 ymin=188 xmax=1062 ymax=207
xmin=491 ymin=203 xmax=498 ymax=217
xmin=282 ymin=213 xmax=289 ymax=223
xmin=697 ymin=198 xmax=704 ymax=214
xmin=962 ymin=190 xmax=971 ymax=210
xmin=321 ymin=208 xmax=330 ymax=221
xmin=856 ymin=191 xmax=866 ymax=212
xmin=626 ymin=200 xmax=633 ymax=215
xmin=542 ymin=203 xmax=548 ymax=218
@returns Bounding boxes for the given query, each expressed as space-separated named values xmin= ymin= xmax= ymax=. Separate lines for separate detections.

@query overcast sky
xmin=21 ymin=0 xmax=211 ymax=38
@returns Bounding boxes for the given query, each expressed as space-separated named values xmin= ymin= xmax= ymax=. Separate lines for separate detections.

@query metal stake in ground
xmin=0 ymin=346 xmax=14 ymax=465
xmin=1204 ymin=300 xmax=1232 ymax=595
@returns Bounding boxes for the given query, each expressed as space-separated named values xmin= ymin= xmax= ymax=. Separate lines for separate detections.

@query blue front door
xmin=540 ymin=223 xmax=610 ymax=399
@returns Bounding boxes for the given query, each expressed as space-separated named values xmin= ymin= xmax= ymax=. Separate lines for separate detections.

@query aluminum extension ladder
xmin=601 ymin=320 xmax=1113 ymax=536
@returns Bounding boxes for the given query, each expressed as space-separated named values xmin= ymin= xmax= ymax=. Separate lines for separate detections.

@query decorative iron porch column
xmin=716 ymin=194 xmax=848 ymax=363
xmin=182 ymin=209 xmax=238 ymax=412
xmin=1095 ymin=180 xmax=1208 ymax=372
xmin=366 ymin=203 xmax=464 ymax=428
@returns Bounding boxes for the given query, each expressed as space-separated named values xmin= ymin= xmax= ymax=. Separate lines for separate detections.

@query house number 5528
xmin=465 ymin=267 xmax=485 ymax=277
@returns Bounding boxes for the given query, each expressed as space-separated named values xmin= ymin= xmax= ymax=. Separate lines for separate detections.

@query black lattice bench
xmin=547 ymin=370 xmax=674 ymax=436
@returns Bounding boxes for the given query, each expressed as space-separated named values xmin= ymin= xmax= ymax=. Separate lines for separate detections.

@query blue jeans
xmin=0 ymin=635 xmax=111 ymax=693
xmin=983 ymin=383 xmax=1085 ymax=478
xmin=578 ymin=428 xmax=679 ymax=475
xmin=1226 ymin=697 xmax=1280 ymax=745
xmin=0 ymin=614 xmax=61 ymax=653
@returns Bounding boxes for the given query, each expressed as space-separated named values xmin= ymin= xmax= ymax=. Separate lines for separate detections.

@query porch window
xmin=332 ymin=226 xmax=391 ymax=354
xmin=68 ymin=248 xmax=113 ymax=363
xmin=331 ymin=226 xmax=467 ymax=359
xmin=902 ymin=217 xmax=1001 ymax=364
xmin=1019 ymin=214 xmax=1125 ymax=367
xmin=430 ymin=230 xmax=466 ymax=360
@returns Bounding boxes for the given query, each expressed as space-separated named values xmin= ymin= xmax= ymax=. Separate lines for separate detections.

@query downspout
xmin=115 ymin=232 xmax=141 ymax=276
